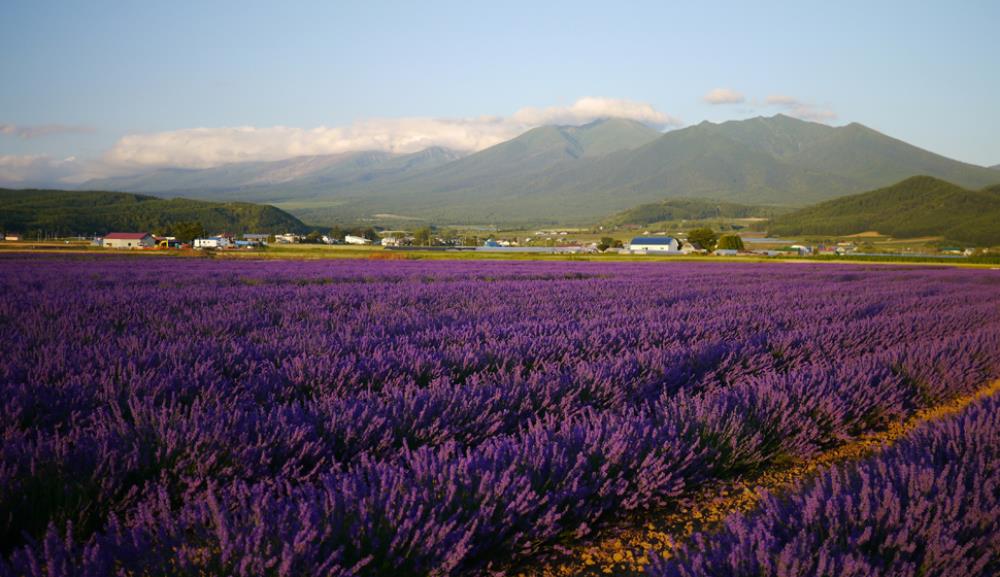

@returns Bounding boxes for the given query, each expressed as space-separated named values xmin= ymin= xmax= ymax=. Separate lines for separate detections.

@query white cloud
xmin=0 ymin=155 xmax=85 ymax=186
xmin=0 ymin=123 xmax=94 ymax=139
xmin=102 ymin=97 xmax=681 ymax=171
xmin=1 ymin=98 xmax=681 ymax=182
xmin=763 ymin=94 xmax=798 ymax=106
xmin=103 ymin=119 xmax=514 ymax=170
xmin=762 ymin=94 xmax=836 ymax=122
xmin=702 ymin=88 xmax=745 ymax=105
xmin=510 ymin=97 xmax=680 ymax=127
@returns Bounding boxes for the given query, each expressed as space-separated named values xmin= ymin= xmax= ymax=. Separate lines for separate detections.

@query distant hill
xmin=83 ymin=147 xmax=466 ymax=203
xmin=605 ymin=198 xmax=783 ymax=226
xmin=0 ymin=189 xmax=308 ymax=235
xmin=767 ymin=176 xmax=1000 ymax=246
xmin=991 ymin=164 xmax=1000 ymax=170
xmin=80 ymin=116 xmax=1000 ymax=226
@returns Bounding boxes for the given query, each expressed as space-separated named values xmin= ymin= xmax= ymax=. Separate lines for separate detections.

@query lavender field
xmin=649 ymin=388 xmax=1000 ymax=577
xmin=2 ymin=256 xmax=999 ymax=576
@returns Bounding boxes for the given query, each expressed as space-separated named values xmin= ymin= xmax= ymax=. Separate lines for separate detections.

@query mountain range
xmin=83 ymin=115 xmax=1000 ymax=226
xmin=767 ymin=176 xmax=1000 ymax=246
xmin=85 ymin=147 xmax=466 ymax=204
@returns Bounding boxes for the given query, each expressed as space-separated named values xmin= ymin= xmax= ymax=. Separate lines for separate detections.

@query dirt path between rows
xmin=517 ymin=378 xmax=1000 ymax=577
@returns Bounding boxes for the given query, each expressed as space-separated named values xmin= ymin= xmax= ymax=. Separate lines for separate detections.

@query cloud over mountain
xmin=699 ymin=90 xmax=835 ymax=122
xmin=703 ymin=88 xmax=745 ymax=105
xmin=0 ymin=123 xmax=95 ymax=139
xmin=103 ymin=97 xmax=679 ymax=171
xmin=510 ymin=97 xmax=680 ymax=128
xmin=762 ymin=95 xmax=836 ymax=122
xmin=0 ymin=155 xmax=85 ymax=186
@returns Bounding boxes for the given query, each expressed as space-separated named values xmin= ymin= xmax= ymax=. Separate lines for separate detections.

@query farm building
xmin=381 ymin=236 xmax=409 ymax=247
xmin=680 ymin=241 xmax=706 ymax=254
xmin=1 ymin=233 xmax=22 ymax=241
xmin=345 ymin=235 xmax=372 ymax=245
xmin=193 ymin=237 xmax=232 ymax=249
xmin=628 ymin=236 xmax=681 ymax=253
xmin=102 ymin=232 xmax=155 ymax=249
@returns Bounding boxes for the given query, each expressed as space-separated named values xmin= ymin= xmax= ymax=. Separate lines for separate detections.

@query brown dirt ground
xmin=516 ymin=378 xmax=1000 ymax=577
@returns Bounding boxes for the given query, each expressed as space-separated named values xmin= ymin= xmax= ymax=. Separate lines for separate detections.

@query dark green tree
xmin=596 ymin=237 xmax=623 ymax=251
xmin=716 ymin=234 xmax=745 ymax=251
xmin=171 ymin=221 xmax=206 ymax=243
xmin=686 ymin=227 xmax=718 ymax=251
xmin=359 ymin=227 xmax=380 ymax=242
xmin=413 ymin=226 xmax=433 ymax=246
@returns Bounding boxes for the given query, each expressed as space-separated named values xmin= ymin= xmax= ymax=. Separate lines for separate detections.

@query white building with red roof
xmin=102 ymin=232 xmax=155 ymax=249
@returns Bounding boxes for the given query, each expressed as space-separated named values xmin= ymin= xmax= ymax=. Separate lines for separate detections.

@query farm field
xmin=1 ymin=256 xmax=1000 ymax=576
xmin=649 ymin=386 xmax=1000 ymax=577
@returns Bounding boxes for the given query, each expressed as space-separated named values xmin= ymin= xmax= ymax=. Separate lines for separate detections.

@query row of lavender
xmin=2 ymin=256 xmax=999 ymax=575
xmin=649 ymin=389 xmax=1000 ymax=577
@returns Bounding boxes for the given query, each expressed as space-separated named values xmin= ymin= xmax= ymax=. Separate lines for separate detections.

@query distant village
xmin=10 ymin=229 xmax=949 ymax=258
xmin=0 ymin=228 xmax=982 ymax=258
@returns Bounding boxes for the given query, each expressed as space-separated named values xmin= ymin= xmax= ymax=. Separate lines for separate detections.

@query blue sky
xmin=2 ymin=0 xmax=998 ymax=183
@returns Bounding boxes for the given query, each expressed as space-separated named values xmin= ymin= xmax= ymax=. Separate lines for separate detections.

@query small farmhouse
xmin=193 ymin=237 xmax=232 ymax=249
xmin=680 ymin=241 xmax=706 ymax=254
xmin=102 ymin=232 xmax=155 ymax=249
xmin=381 ymin=235 xmax=408 ymax=247
xmin=628 ymin=236 xmax=680 ymax=253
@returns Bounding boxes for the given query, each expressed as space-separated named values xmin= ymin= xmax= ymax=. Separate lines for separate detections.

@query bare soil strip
xmin=519 ymin=378 xmax=1000 ymax=577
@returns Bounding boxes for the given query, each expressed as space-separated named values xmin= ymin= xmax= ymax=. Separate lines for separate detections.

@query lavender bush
xmin=648 ymin=390 xmax=1000 ymax=577
xmin=1 ymin=256 xmax=999 ymax=575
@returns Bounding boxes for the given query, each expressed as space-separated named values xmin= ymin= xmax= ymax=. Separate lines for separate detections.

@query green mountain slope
xmin=281 ymin=118 xmax=665 ymax=224
xmin=605 ymin=198 xmax=784 ymax=226
xmin=363 ymin=118 xmax=660 ymax=188
xmin=783 ymin=122 xmax=999 ymax=186
xmin=767 ymin=176 xmax=1000 ymax=245
xmin=0 ymin=189 xmax=308 ymax=235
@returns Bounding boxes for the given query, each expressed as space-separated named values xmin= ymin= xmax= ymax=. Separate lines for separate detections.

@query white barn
xmin=102 ymin=232 xmax=155 ymax=249
xmin=194 ymin=237 xmax=232 ymax=249
xmin=628 ymin=236 xmax=681 ymax=253
xmin=345 ymin=235 xmax=372 ymax=245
